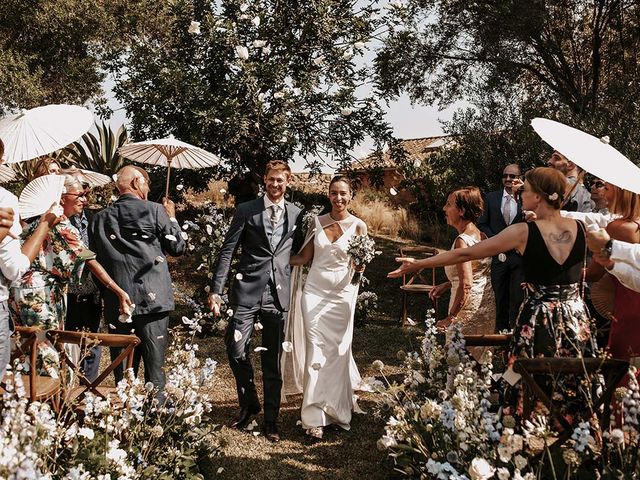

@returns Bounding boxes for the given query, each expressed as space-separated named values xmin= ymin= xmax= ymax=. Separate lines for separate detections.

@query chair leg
xmin=401 ymin=291 xmax=408 ymax=326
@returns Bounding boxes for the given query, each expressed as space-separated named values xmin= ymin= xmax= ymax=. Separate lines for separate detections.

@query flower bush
xmin=374 ymin=313 xmax=640 ymax=479
xmin=0 ymin=319 xmax=221 ymax=479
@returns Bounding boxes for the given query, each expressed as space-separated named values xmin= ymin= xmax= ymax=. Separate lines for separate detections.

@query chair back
xmin=46 ymin=330 xmax=140 ymax=403
xmin=3 ymin=326 xmax=61 ymax=404
xmin=398 ymin=246 xmax=439 ymax=292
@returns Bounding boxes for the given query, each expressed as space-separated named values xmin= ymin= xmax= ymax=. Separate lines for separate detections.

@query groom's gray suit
xmin=211 ymin=196 xmax=302 ymax=422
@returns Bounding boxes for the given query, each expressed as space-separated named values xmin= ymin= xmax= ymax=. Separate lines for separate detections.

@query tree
xmin=0 ymin=0 xmax=125 ymax=114
xmin=376 ymin=0 xmax=640 ymax=203
xmin=102 ymin=0 xmax=393 ymax=188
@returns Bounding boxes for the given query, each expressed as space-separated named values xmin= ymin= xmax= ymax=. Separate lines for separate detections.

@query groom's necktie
xmin=269 ymin=204 xmax=282 ymax=227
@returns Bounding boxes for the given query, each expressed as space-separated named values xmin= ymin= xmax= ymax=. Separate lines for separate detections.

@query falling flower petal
xmin=217 ymin=468 xmax=225 ymax=474
xmin=206 ymin=224 xmax=213 ymax=235
xmin=176 ymin=184 xmax=184 ymax=191
xmin=236 ymin=273 xmax=243 ymax=280
xmin=181 ymin=231 xmax=189 ymax=240
xmin=254 ymin=347 xmax=268 ymax=352
xmin=245 ymin=419 xmax=258 ymax=431
xmin=389 ymin=187 xmax=398 ymax=196
xmin=282 ymin=341 xmax=293 ymax=352
xmin=251 ymin=16 xmax=260 ymax=26
xmin=188 ymin=21 xmax=201 ymax=35
xmin=164 ymin=234 xmax=177 ymax=241
xmin=112 ymin=174 xmax=118 ymax=182
xmin=406 ymin=317 xmax=416 ymax=326
xmin=235 ymin=45 xmax=249 ymax=60
xmin=234 ymin=330 xmax=243 ymax=342
xmin=240 ymin=3 xmax=249 ymax=12
xmin=253 ymin=39 xmax=267 ymax=48
xmin=109 ymin=324 xmax=116 ymax=329
xmin=109 ymin=234 xmax=116 ymax=240
xmin=155 ymin=256 xmax=165 ymax=263
xmin=148 ymin=292 xmax=156 ymax=301
xmin=204 ymin=285 xmax=211 ymax=293
xmin=220 ymin=188 xmax=227 ymax=194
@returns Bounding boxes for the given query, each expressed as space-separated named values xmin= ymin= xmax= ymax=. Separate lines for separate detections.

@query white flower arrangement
xmin=346 ymin=234 xmax=381 ymax=285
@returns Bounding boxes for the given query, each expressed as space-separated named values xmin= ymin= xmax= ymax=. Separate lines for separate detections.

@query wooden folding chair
xmin=513 ymin=357 xmax=629 ymax=446
xmin=46 ymin=329 xmax=140 ymax=404
xmin=464 ymin=334 xmax=512 ymax=349
xmin=399 ymin=245 xmax=439 ymax=325
xmin=0 ymin=326 xmax=61 ymax=407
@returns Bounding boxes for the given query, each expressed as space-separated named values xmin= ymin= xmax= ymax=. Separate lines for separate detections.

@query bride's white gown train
xmin=295 ymin=215 xmax=363 ymax=430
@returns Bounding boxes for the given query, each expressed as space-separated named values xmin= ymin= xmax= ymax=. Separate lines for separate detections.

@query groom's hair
xmin=264 ymin=160 xmax=291 ymax=178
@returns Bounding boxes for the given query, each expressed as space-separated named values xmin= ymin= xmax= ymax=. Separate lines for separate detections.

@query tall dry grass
xmin=350 ymin=190 xmax=421 ymax=241
xmin=181 ymin=180 xmax=234 ymax=209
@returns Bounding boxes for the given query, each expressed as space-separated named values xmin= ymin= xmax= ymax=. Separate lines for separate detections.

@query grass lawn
xmin=169 ymin=234 xmax=444 ymax=479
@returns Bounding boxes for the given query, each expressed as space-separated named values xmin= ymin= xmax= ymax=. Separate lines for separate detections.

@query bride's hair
xmin=329 ymin=175 xmax=352 ymax=191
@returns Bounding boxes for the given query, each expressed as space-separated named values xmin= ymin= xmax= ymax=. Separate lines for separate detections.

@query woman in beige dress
xmin=429 ymin=187 xmax=496 ymax=360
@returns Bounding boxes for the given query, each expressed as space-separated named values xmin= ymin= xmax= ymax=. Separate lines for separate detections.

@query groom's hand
xmin=208 ymin=293 xmax=222 ymax=316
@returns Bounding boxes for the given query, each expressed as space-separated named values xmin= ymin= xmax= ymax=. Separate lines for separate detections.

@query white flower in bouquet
xmin=347 ymin=234 xmax=381 ymax=285
xmin=251 ymin=16 xmax=261 ymax=26
xmin=253 ymin=39 xmax=267 ymax=48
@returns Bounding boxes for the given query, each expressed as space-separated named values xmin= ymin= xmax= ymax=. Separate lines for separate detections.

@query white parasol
xmin=61 ymin=166 xmax=112 ymax=188
xmin=0 ymin=165 xmax=16 ymax=183
xmin=531 ymin=118 xmax=640 ymax=194
xmin=0 ymin=105 xmax=94 ymax=164
xmin=118 ymin=135 xmax=222 ymax=197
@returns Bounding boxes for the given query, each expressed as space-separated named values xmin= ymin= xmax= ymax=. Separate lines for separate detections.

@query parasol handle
xmin=165 ymin=158 xmax=172 ymax=199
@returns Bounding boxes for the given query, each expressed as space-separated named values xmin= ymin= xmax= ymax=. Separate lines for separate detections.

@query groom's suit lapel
xmin=255 ymin=197 xmax=272 ymax=249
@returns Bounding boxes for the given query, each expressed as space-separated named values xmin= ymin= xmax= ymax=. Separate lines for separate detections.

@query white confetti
xmin=111 ymin=174 xmax=118 ymax=182
xmin=109 ymin=324 xmax=116 ymax=329
xmin=236 ymin=273 xmax=243 ymax=280
xmin=164 ymin=234 xmax=177 ymax=241
xmin=220 ymin=188 xmax=227 ymax=194
xmin=182 ymin=224 xmax=189 ymax=230
xmin=245 ymin=419 xmax=258 ymax=431
xmin=311 ymin=363 xmax=321 ymax=371
xmin=118 ymin=314 xmax=133 ymax=323
xmin=296 ymin=420 xmax=302 ymax=426
xmin=141 ymin=234 xmax=150 ymax=239
xmin=234 ymin=330 xmax=243 ymax=342
xmin=204 ymin=285 xmax=211 ymax=293
xmin=389 ymin=187 xmax=398 ymax=196
xmin=109 ymin=234 xmax=116 ymax=240
xmin=155 ymin=256 xmax=165 ymax=263
xmin=251 ymin=15 xmax=260 ymax=26
xmin=188 ymin=21 xmax=201 ymax=35
xmin=254 ymin=322 xmax=263 ymax=330
xmin=282 ymin=341 xmax=293 ymax=352
xmin=206 ymin=224 xmax=213 ymax=235
xmin=148 ymin=292 xmax=156 ymax=301
xmin=276 ymin=284 xmax=282 ymax=290
xmin=181 ymin=231 xmax=189 ymax=240
xmin=217 ymin=468 xmax=225 ymax=475
xmin=252 ymin=431 xmax=260 ymax=437
xmin=176 ymin=184 xmax=184 ymax=191
xmin=239 ymin=3 xmax=249 ymax=12
xmin=132 ymin=232 xmax=138 ymax=236
xmin=406 ymin=317 xmax=416 ymax=326
xmin=254 ymin=347 xmax=268 ymax=352
xmin=498 ymin=253 xmax=507 ymax=263
xmin=227 ymin=309 xmax=234 ymax=316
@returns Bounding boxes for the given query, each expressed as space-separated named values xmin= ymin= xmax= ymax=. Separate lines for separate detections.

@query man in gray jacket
xmin=90 ymin=166 xmax=186 ymax=391
xmin=209 ymin=160 xmax=302 ymax=442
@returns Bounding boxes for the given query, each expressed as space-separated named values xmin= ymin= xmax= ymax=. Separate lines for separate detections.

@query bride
xmin=285 ymin=176 xmax=367 ymax=439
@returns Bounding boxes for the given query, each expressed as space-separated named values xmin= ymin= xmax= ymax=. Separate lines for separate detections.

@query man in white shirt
xmin=587 ymin=228 xmax=640 ymax=293
xmin=477 ymin=164 xmax=525 ymax=331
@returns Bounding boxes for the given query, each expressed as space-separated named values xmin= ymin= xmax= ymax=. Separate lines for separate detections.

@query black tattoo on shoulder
xmin=548 ymin=231 xmax=573 ymax=243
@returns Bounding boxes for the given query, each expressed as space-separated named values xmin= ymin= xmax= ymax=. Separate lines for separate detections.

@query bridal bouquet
xmin=347 ymin=234 xmax=380 ymax=285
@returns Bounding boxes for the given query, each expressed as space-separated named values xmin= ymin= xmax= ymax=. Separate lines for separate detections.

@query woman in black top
xmin=389 ymin=167 xmax=596 ymax=417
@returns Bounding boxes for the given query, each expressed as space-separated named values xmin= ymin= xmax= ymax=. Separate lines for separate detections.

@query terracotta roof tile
xmin=350 ymin=136 xmax=453 ymax=172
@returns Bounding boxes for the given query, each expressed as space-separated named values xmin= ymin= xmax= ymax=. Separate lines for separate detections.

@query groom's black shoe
xmin=263 ymin=421 xmax=280 ymax=443
xmin=230 ymin=405 xmax=261 ymax=430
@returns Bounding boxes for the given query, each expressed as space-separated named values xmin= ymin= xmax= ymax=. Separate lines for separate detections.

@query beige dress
xmin=444 ymin=233 xmax=496 ymax=361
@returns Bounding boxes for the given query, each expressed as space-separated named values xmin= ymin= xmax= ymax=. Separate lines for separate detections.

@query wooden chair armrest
xmin=513 ymin=357 xmax=629 ymax=375
xmin=464 ymin=334 xmax=512 ymax=347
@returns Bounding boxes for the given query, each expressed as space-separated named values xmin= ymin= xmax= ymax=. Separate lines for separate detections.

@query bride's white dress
xmin=282 ymin=214 xmax=363 ymax=430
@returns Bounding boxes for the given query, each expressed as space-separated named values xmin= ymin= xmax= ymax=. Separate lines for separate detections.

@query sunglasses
xmin=502 ymin=174 xmax=521 ymax=179
xmin=592 ymin=181 xmax=605 ymax=189
xmin=63 ymin=191 xmax=89 ymax=199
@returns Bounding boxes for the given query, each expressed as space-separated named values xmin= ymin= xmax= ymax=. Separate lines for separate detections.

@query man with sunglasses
xmin=62 ymin=180 xmax=103 ymax=381
xmin=589 ymin=178 xmax=610 ymax=215
xmin=478 ymin=164 xmax=525 ymax=332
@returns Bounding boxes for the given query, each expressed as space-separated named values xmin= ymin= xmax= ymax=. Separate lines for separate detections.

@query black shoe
xmin=230 ymin=405 xmax=261 ymax=430
xmin=263 ymin=421 xmax=280 ymax=443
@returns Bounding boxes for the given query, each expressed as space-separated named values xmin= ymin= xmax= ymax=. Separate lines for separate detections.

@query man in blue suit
xmin=478 ymin=164 xmax=524 ymax=332
xmin=90 ymin=166 xmax=186 ymax=391
xmin=209 ymin=160 xmax=303 ymax=442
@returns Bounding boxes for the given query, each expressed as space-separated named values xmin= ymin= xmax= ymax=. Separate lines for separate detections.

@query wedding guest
xmin=586 ymin=183 xmax=640 ymax=364
xmin=209 ymin=160 xmax=303 ymax=442
xmin=64 ymin=183 xmax=102 ymax=381
xmin=588 ymin=229 xmax=640 ymax=293
xmin=90 ymin=166 xmax=185 ymax=391
xmin=288 ymin=176 xmax=366 ymax=439
xmin=1 ymin=140 xmax=68 ymax=379
xmin=33 ymin=157 xmax=62 ymax=178
xmin=547 ymin=151 xmax=594 ymax=212
xmin=430 ymin=186 xmax=495 ymax=360
xmin=590 ymin=178 xmax=609 ymax=215
xmin=478 ymin=164 xmax=524 ymax=331
xmin=11 ymin=176 xmax=132 ymax=331
xmin=389 ymin=167 xmax=596 ymax=420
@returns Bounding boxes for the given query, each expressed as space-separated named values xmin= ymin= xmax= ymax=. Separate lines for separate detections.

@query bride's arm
xmin=290 ymin=240 xmax=314 ymax=266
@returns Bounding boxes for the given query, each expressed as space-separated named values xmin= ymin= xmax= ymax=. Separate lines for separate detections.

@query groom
xmin=208 ymin=160 xmax=302 ymax=442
